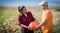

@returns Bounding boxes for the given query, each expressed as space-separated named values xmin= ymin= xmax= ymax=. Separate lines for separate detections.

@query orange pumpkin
xmin=13 ymin=28 xmax=16 ymax=32
xmin=29 ymin=22 xmax=39 ymax=31
xmin=13 ymin=22 xmax=18 ymax=25
xmin=3 ymin=22 xmax=8 ymax=26
xmin=9 ymin=17 xmax=14 ymax=21
xmin=13 ymin=22 xmax=17 ymax=25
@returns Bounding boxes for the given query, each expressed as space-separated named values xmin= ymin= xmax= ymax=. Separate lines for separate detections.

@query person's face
xmin=42 ymin=5 xmax=48 ymax=9
xmin=22 ymin=8 xmax=27 ymax=14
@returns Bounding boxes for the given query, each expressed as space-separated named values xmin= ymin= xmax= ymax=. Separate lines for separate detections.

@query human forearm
xmin=40 ymin=20 xmax=47 ymax=26
xmin=34 ymin=20 xmax=47 ymax=31
xmin=21 ymin=24 xmax=29 ymax=29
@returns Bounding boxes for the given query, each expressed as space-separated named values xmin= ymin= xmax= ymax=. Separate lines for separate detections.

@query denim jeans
xmin=21 ymin=29 xmax=34 ymax=33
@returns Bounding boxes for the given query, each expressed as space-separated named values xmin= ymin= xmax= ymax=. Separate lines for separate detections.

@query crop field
xmin=0 ymin=6 xmax=60 ymax=33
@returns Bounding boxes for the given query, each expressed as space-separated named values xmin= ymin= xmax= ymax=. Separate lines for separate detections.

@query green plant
xmin=53 ymin=22 xmax=60 ymax=33
xmin=55 ymin=8 xmax=60 ymax=11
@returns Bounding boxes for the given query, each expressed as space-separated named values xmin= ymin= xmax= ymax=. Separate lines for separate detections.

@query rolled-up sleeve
xmin=18 ymin=15 xmax=23 ymax=26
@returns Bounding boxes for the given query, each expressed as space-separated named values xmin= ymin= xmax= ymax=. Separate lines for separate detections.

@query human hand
xmin=34 ymin=25 xmax=40 ymax=31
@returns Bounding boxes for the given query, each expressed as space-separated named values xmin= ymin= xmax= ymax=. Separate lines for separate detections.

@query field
xmin=0 ymin=6 xmax=60 ymax=33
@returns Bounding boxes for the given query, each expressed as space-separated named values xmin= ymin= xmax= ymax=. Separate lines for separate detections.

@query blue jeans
xmin=21 ymin=29 xmax=34 ymax=33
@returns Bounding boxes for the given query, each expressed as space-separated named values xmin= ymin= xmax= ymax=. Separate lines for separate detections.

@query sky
xmin=0 ymin=0 xmax=60 ymax=6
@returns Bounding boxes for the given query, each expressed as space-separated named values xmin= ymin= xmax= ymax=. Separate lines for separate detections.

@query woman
xmin=18 ymin=6 xmax=36 ymax=33
xmin=34 ymin=1 xmax=53 ymax=33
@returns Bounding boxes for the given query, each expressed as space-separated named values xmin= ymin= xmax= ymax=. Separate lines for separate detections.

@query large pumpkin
xmin=29 ymin=22 xmax=39 ymax=31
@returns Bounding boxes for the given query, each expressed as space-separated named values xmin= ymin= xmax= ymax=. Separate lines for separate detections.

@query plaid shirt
xmin=18 ymin=12 xmax=35 ymax=30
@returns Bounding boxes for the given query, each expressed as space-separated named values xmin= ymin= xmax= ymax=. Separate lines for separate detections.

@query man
xmin=34 ymin=1 xmax=53 ymax=33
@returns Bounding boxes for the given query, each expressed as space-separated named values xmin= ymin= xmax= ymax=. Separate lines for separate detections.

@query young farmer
xmin=34 ymin=1 xmax=53 ymax=33
xmin=18 ymin=6 xmax=36 ymax=33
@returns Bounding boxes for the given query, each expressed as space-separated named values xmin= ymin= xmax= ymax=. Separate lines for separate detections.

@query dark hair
xmin=18 ymin=6 xmax=25 ymax=12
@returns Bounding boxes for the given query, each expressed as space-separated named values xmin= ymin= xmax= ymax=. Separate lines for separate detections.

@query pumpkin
xmin=12 ymin=28 xmax=16 ymax=32
xmin=13 ymin=22 xmax=17 ymax=25
xmin=29 ymin=22 xmax=39 ymax=31
xmin=3 ymin=22 xmax=8 ymax=26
